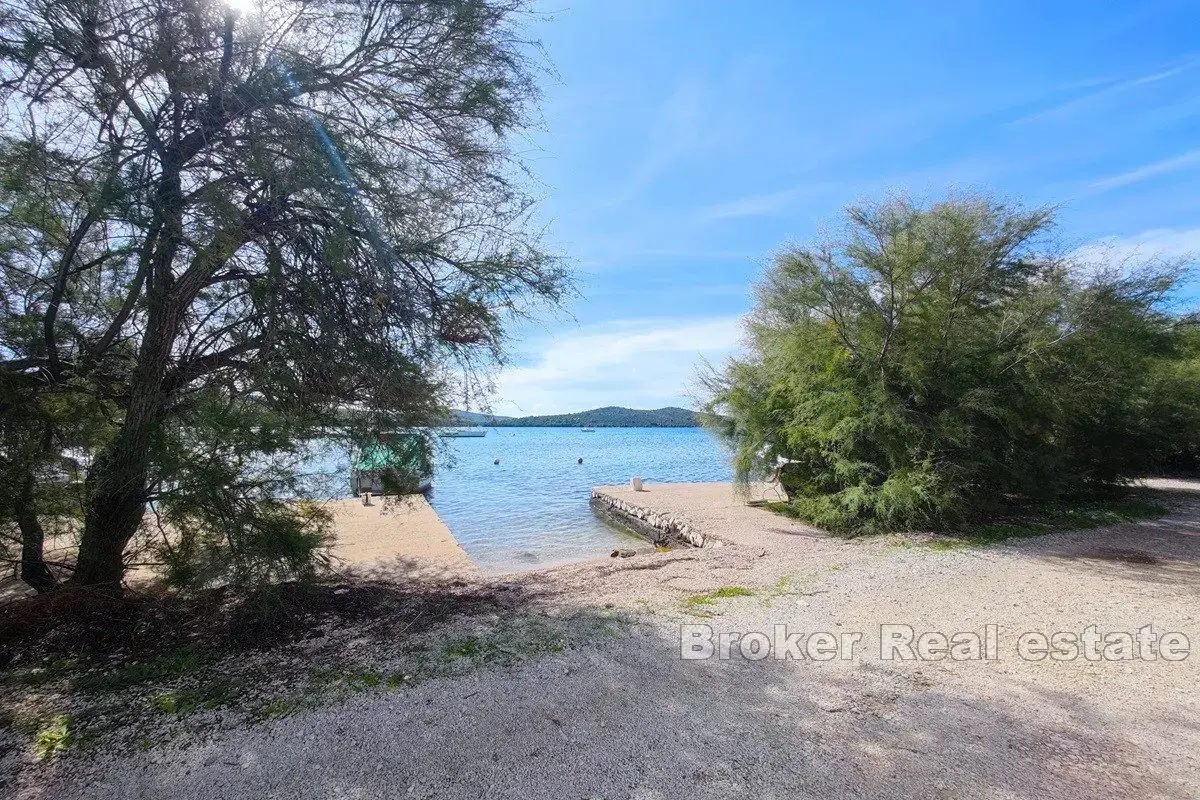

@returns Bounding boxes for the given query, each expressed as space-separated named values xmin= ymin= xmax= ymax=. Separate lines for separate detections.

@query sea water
xmin=301 ymin=427 xmax=732 ymax=573
xmin=431 ymin=427 xmax=731 ymax=572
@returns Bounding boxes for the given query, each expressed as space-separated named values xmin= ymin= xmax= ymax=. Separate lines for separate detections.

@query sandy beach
xmin=1 ymin=494 xmax=476 ymax=601
xmin=323 ymin=495 xmax=477 ymax=578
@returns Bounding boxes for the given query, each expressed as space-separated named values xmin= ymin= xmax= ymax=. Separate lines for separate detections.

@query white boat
xmin=439 ymin=428 xmax=488 ymax=438
xmin=581 ymin=426 xmax=596 ymax=432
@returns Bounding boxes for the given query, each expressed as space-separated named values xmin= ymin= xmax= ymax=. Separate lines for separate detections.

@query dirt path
xmin=10 ymin=484 xmax=1200 ymax=799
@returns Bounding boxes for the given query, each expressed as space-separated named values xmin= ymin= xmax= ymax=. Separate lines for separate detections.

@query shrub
xmin=703 ymin=195 xmax=1194 ymax=533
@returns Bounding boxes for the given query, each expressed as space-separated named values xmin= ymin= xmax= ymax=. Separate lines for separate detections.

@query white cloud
xmin=1071 ymin=227 xmax=1200 ymax=271
xmin=488 ymin=316 xmax=745 ymax=416
xmin=1088 ymin=149 xmax=1200 ymax=193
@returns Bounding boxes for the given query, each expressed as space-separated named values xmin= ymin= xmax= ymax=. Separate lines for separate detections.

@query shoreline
xmin=323 ymin=495 xmax=477 ymax=578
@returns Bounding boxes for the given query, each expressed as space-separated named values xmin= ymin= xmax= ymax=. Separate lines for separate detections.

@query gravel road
xmin=9 ymin=483 xmax=1200 ymax=799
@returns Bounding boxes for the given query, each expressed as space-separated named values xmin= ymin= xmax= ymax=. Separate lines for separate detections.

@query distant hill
xmin=452 ymin=406 xmax=701 ymax=428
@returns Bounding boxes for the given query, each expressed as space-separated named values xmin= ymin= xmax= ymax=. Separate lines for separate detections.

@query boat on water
xmin=581 ymin=426 xmax=596 ymax=432
xmin=350 ymin=434 xmax=432 ymax=495
xmin=439 ymin=428 xmax=488 ymax=438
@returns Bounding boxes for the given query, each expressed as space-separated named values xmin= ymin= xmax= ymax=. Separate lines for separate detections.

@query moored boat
xmin=439 ymin=428 xmax=488 ymax=438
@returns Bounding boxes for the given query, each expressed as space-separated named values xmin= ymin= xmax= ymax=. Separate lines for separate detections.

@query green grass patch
xmin=684 ymin=585 xmax=756 ymax=610
xmin=250 ymin=666 xmax=417 ymax=721
xmin=442 ymin=636 xmax=489 ymax=661
xmin=151 ymin=690 xmax=189 ymax=715
xmin=5 ymin=657 xmax=81 ymax=689
xmin=34 ymin=714 xmax=72 ymax=760
xmin=770 ymin=575 xmax=794 ymax=594
xmin=760 ymin=575 xmax=805 ymax=606
xmin=149 ymin=678 xmax=242 ymax=716
xmin=76 ymin=646 xmax=211 ymax=694
xmin=264 ymin=613 xmax=622 ymax=720
xmin=384 ymin=671 xmax=414 ymax=689
xmin=254 ymin=697 xmax=301 ymax=720
xmin=439 ymin=631 xmax=567 ymax=665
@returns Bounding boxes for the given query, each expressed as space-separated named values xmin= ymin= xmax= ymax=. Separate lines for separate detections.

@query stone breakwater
xmin=590 ymin=489 xmax=723 ymax=549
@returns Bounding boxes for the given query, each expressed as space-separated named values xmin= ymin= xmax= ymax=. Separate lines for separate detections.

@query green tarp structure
xmin=351 ymin=434 xmax=432 ymax=494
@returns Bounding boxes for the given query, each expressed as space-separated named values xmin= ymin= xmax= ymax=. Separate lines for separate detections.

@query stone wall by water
xmin=589 ymin=489 xmax=722 ymax=549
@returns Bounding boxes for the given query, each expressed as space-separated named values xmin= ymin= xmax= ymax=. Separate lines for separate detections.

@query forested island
xmin=453 ymin=406 xmax=700 ymax=428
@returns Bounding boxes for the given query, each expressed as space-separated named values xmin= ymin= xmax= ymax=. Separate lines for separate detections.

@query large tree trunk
xmin=70 ymin=446 xmax=150 ymax=591
xmin=70 ymin=322 xmax=176 ymax=591
xmin=70 ymin=358 xmax=174 ymax=589
xmin=69 ymin=157 xmax=185 ymax=593
xmin=16 ymin=472 xmax=56 ymax=594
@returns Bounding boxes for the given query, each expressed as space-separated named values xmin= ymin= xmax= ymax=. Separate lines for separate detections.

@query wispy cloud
xmin=1088 ymin=149 xmax=1200 ymax=193
xmin=700 ymin=160 xmax=999 ymax=223
xmin=702 ymin=187 xmax=815 ymax=221
xmin=587 ymin=246 xmax=760 ymax=263
xmin=490 ymin=316 xmax=744 ymax=415
xmin=1071 ymin=227 xmax=1200 ymax=268
xmin=597 ymin=79 xmax=711 ymax=209
xmin=1012 ymin=56 xmax=1198 ymax=126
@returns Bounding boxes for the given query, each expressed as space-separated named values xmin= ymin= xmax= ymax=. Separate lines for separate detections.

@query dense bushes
xmin=701 ymin=196 xmax=1199 ymax=534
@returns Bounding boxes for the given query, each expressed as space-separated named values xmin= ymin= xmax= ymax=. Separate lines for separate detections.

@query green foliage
xmin=442 ymin=637 xmax=488 ymax=660
xmin=151 ymin=690 xmax=188 ymax=715
xmin=150 ymin=682 xmax=240 ymax=716
xmin=34 ymin=714 xmax=72 ymax=760
xmin=123 ymin=391 xmax=337 ymax=590
xmin=254 ymin=698 xmax=301 ymax=720
xmin=434 ymin=620 xmax=579 ymax=665
xmin=882 ymin=495 xmax=1167 ymax=550
xmin=76 ymin=647 xmax=210 ymax=694
xmin=704 ymin=195 xmax=1194 ymax=534
xmin=5 ymin=657 xmax=80 ymax=688
xmin=1141 ymin=327 xmax=1200 ymax=472
xmin=0 ymin=0 xmax=566 ymax=590
xmin=0 ymin=137 xmax=122 ymax=590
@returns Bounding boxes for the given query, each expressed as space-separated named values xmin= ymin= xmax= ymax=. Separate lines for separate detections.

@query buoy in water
xmin=577 ymin=457 xmax=583 ymax=464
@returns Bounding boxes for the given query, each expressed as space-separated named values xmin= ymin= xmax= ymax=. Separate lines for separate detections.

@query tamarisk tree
xmin=702 ymin=196 xmax=1193 ymax=534
xmin=0 ymin=0 xmax=564 ymax=592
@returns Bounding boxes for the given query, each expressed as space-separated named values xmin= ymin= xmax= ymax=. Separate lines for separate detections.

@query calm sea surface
xmin=301 ymin=427 xmax=732 ymax=572
xmin=430 ymin=427 xmax=731 ymax=572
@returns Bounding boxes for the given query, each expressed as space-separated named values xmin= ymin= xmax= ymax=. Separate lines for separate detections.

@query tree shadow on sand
xmin=996 ymin=502 xmax=1200 ymax=589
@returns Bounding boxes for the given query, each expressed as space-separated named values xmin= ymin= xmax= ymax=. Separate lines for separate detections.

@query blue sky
xmin=488 ymin=0 xmax=1200 ymax=415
